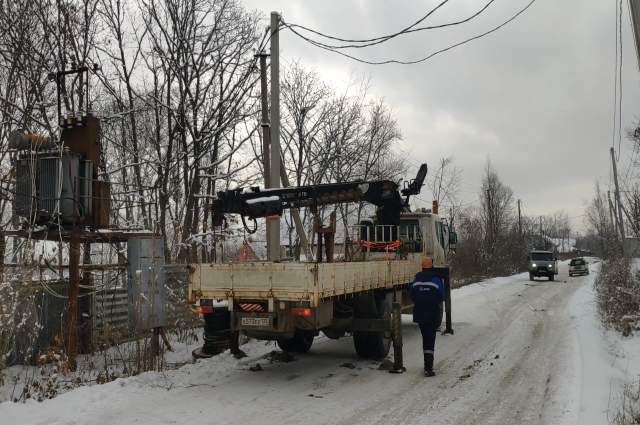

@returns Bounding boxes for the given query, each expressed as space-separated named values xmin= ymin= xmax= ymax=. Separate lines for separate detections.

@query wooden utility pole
xmin=68 ymin=233 xmax=81 ymax=371
xmin=611 ymin=148 xmax=628 ymax=262
xmin=517 ymin=199 xmax=522 ymax=240
xmin=608 ymin=190 xmax=619 ymax=236
xmin=486 ymin=189 xmax=492 ymax=255
xmin=539 ymin=216 xmax=543 ymax=249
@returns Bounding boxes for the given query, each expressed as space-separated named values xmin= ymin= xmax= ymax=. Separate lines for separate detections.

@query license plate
xmin=241 ymin=317 xmax=270 ymax=327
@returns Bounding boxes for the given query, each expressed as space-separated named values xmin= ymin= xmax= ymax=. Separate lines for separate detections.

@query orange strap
xmin=357 ymin=240 xmax=402 ymax=260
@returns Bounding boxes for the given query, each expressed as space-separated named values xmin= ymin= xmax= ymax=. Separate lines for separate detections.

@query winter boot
xmin=424 ymin=352 xmax=435 ymax=377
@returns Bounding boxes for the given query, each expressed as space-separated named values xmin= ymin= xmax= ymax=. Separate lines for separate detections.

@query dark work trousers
xmin=418 ymin=322 xmax=439 ymax=370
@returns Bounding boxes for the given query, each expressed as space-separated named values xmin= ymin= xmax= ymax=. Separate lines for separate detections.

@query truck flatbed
xmin=189 ymin=259 xmax=421 ymax=307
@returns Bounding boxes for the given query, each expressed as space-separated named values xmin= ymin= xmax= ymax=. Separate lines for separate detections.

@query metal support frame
xmin=68 ymin=233 xmax=80 ymax=371
xmin=433 ymin=267 xmax=454 ymax=335
xmin=230 ymin=330 xmax=240 ymax=357
xmin=314 ymin=212 xmax=336 ymax=263
xmin=389 ymin=302 xmax=406 ymax=373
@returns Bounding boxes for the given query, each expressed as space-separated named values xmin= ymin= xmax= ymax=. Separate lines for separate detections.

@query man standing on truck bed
xmin=410 ymin=257 xmax=445 ymax=377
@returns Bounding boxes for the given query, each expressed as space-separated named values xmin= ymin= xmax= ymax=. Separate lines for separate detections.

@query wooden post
xmin=68 ymin=233 xmax=81 ymax=371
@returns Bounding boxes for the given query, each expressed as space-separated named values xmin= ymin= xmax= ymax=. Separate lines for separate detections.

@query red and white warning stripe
xmin=239 ymin=303 xmax=265 ymax=312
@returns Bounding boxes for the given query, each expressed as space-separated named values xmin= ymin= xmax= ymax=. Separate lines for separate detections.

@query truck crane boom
xmin=211 ymin=164 xmax=428 ymax=227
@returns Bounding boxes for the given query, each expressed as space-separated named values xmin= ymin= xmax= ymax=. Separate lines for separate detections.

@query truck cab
xmin=355 ymin=208 xmax=456 ymax=267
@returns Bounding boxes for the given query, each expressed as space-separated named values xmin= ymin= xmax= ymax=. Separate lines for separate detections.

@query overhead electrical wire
xmin=618 ymin=0 xmax=623 ymax=161
xmin=612 ymin=0 xmax=619 ymax=160
xmin=283 ymin=0 xmax=450 ymax=45
xmin=280 ymin=0 xmax=538 ymax=66
xmin=286 ymin=0 xmax=498 ymax=50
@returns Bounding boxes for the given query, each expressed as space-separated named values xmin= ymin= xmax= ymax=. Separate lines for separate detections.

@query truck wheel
xmin=353 ymin=333 xmax=373 ymax=358
xmin=369 ymin=299 xmax=392 ymax=359
xmin=529 ymin=273 xmax=534 ymax=281
xmin=277 ymin=329 xmax=314 ymax=353
xmin=202 ymin=310 xmax=232 ymax=355
xmin=549 ymin=274 xmax=554 ymax=281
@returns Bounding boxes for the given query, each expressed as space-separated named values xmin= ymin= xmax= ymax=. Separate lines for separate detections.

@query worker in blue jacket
xmin=410 ymin=257 xmax=445 ymax=377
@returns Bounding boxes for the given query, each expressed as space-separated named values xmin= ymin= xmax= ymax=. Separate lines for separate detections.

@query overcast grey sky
xmin=243 ymin=0 xmax=640 ymax=233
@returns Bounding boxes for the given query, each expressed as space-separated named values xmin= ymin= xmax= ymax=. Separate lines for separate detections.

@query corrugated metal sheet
xmin=39 ymin=157 xmax=61 ymax=216
xmin=5 ymin=264 xmax=198 ymax=365
xmin=15 ymin=159 xmax=34 ymax=216
xmin=92 ymin=287 xmax=132 ymax=345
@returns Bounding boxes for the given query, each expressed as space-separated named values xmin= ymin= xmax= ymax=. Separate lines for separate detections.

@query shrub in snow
xmin=613 ymin=377 xmax=640 ymax=425
xmin=595 ymin=259 xmax=640 ymax=336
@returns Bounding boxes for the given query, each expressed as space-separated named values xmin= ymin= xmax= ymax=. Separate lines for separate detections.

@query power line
xmin=613 ymin=0 xmax=619 ymax=157
xmin=286 ymin=0 xmax=498 ymax=50
xmin=618 ymin=0 xmax=623 ymax=160
xmin=280 ymin=0 xmax=538 ymax=66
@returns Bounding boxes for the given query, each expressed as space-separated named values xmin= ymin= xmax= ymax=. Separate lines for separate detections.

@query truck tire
xmin=277 ymin=329 xmax=314 ymax=353
xmin=369 ymin=299 xmax=392 ymax=359
xmin=353 ymin=299 xmax=393 ymax=359
xmin=549 ymin=274 xmax=554 ymax=281
xmin=202 ymin=310 xmax=232 ymax=355
xmin=353 ymin=333 xmax=373 ymax=358
xmin=529 ymin=273 xmax=534 ymax=281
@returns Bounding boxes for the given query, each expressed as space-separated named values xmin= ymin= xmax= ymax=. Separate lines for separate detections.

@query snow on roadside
xmin=0 ymin=337 xmax=282 ymax=425
xmin=570 ymin=262 xmax=640 ymax=425
xmin=0 ymin=264 xmax=595 ymax=425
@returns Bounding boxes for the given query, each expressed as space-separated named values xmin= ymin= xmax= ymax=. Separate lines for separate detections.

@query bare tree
xmin=428 ymin=155 xmax=462 ymax=228
xmin=585 ymin=180 xmax=618 ymax=258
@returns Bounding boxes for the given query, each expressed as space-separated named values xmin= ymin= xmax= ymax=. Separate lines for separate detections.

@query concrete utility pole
xmin=628 ymin=0 xmax=640 ymax=69
xmin=258 ymin=53 xmax=271 ymax=184
xmin=267 ymin=11 xmax=281 ymax=262
xmin=611 ymin=147 xmax=628 ymax=263
xmin=258 ymin=51 xmax=274 ymax=262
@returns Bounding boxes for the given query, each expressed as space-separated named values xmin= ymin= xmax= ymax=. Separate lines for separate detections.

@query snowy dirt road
xmin=1 ymin=263 xmax=589 ymax=425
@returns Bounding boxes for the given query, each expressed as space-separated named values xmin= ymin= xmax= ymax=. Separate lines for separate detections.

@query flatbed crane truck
xmin=188 ymin=164 xmax=456 ymax=370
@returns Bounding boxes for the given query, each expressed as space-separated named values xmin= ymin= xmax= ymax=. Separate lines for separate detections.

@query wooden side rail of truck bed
xmin=188 ymin=259 xmax=421 ymax=308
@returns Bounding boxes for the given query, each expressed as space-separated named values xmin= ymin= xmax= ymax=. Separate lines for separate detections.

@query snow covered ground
xmin=570 ymin=262 xmax=640 ymax=424
xmin=1 ymin=260 xmax=638 ymax=425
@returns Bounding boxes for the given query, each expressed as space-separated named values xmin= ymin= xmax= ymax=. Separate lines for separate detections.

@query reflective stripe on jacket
xmin=410 ymin=269 xmax=444 ymax=324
